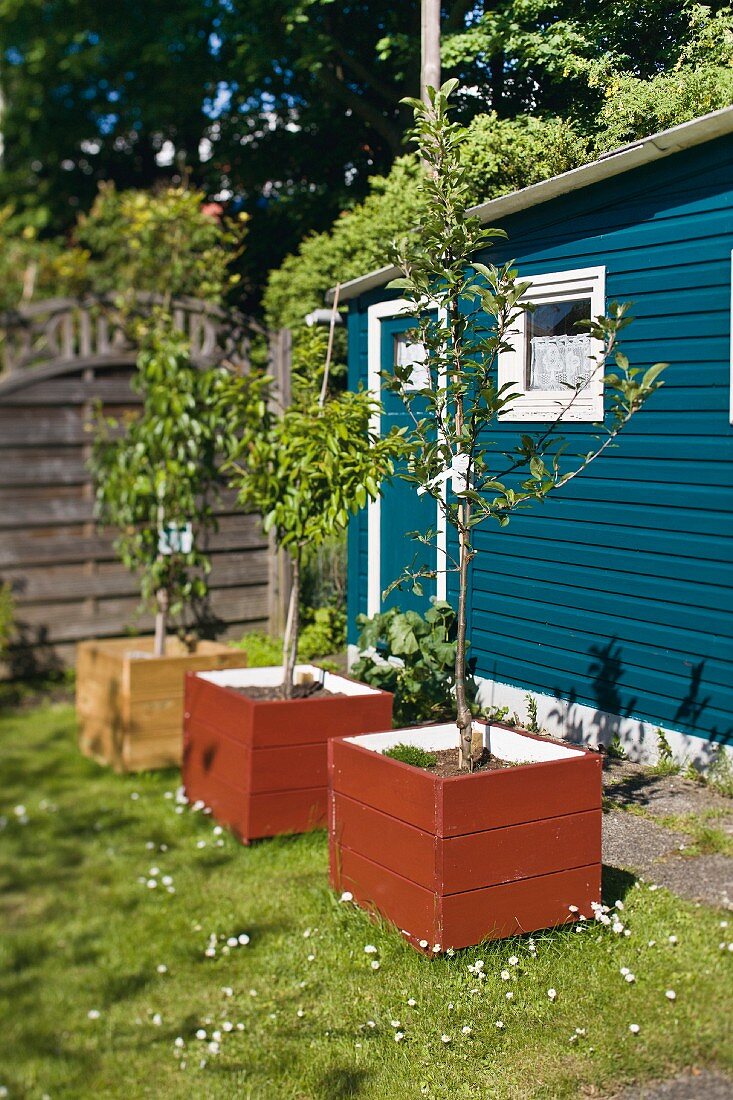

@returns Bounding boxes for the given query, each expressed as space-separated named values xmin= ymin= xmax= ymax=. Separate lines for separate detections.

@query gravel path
xmin=601 ymin=759 xmax=733 ymax=909
xmin=611 ymin=1069 xmax=733 ymax=1099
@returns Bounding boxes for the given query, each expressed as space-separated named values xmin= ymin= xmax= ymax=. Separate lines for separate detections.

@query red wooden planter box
xmin=183 ymin=665 xmax=393 ymax=843
xmin=329 ymin=722 xmax=602 ymax=950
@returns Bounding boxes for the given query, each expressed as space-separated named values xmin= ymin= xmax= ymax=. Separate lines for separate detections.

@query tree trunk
xmin=455 ymin=510 xmax=473 ymax=771
xmin=154 ymin=588 xmax=168 ymax=658
xmin=281 ymin=553 xmax=300 ymax=699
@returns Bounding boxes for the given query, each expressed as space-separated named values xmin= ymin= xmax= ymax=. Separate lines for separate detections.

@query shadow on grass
xmin=602 ymin=864 xmax=637 ymax=907
xmin=317 ymin=1066 xmax=369 ymax=1098
xmin=103 ymin=970 xmax=152 ymax=1004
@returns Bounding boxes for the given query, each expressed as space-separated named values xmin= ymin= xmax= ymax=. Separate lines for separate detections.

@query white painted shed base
xmin=346 ymin=645 xmax=731 ymax=770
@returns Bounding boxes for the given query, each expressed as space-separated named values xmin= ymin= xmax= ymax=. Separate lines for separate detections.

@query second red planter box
xmin=183 ymin=664 xmax=393 ymax=843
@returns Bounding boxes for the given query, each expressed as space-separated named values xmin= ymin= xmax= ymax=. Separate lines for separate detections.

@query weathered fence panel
xmin=0 ymin=298 xmax=291 ymax=676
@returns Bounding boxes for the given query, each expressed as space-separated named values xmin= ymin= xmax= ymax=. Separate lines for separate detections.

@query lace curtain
xmin=529 ymin=333 xmax=593 ymax=391
xmin=395 ymin=334 xmax=430 ymax=392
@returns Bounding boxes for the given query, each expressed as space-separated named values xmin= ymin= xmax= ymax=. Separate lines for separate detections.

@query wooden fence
xmin=0 ymin=296 xmax=290 ymax=676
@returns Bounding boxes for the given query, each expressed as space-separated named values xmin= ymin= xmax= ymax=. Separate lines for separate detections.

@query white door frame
xmin=366 ymin=298 xmax=447 ymax=617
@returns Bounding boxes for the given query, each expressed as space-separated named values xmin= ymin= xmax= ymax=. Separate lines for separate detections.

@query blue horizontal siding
xmin=347 ymin=133 xmax=733 ymax=742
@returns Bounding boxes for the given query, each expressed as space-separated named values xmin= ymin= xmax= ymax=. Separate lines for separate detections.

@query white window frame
xmin=498 ymin=265 xmax=606 ymax=422
xmin=366 ymin=299 xmax=447 ymax=616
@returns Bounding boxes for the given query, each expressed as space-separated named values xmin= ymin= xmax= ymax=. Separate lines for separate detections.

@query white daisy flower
xmin=495 ymin=1021 xmax=505 ymax=1030
xmin=629 ymin=1023 xmax=640 ymax=1034
xmin=500 ymin=970 xmax=511 ymax=981
xmin=195 ymin=1029 xmax=207 ymax=1040
xmin=156 ymin=964 xmax=168 ymax=974
xmin=547 ymin=989 xmax=557 ymax=1002
xmin=364 ymin=945 xmax=378 ymax=954
xmin=340 ymin=891 xmax=354 ymax=902
xmin=87 ymin=1009 xmax=101 ymax=1020
xmin=665 ymin=990 xmax=676 ymax=1001
xmin=441 ymin=1034 xmax=451 ymax=1044
xmin=407 ymin=998 xmax=417 ymax=1007
xmin=462 ymin=1026 xmax=472 ymax=1035
xmin=371 ymin=961 xmax=380 ymax=971
xmin=238 ymin=934 xmax=250 ymax=945
xmin=174 ymin=1037 xmax=185 ymax=1048
xmin=152 ymin=1013 xmax=162 ymax=1026
xmin=508 ymin=955 xmax=519 ymax=966
xmin=394 ymin=1031 xmax=405 ymax=1042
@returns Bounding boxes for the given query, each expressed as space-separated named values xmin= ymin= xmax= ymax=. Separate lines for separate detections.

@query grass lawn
xmin=1 ymin=702 xmax=731 ymax=1100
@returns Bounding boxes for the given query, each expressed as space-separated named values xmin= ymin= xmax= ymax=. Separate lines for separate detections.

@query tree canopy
xmin=1 ymin=1 xmax=730 ymax=311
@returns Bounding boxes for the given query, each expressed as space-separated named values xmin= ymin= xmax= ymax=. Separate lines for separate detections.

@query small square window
xmin=499 ymin=267 xmax=605 ymax=422
xmin=394 ymin=332 xmax=430 ymax=391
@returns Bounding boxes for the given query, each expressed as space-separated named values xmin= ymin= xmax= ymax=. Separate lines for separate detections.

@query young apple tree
xmin=91 ymin=318 xmax=263 ymax=656
xmin=387 ymin=82 xmax=667 ymax=770
xmin=224 ymin=329 xmax=407 ymax=697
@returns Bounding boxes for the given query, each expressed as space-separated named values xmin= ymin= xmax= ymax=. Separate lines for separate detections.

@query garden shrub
xmin=298 ymin=607 xmax=346 ymax=661
xmin=351 ymin=599 xmax=478 ymax=729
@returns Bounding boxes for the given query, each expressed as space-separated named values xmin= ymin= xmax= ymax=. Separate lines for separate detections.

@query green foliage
xmin=263 ymin=157 xmax=424 ymax=333
xmin=648 ymin=729 xmax=681 ymax=776
xmin=525 ymin=694 xmax=542 ymax=735
xmin=76 ymin=184 xmax=247 ymax=306
xmin=0 ymin=582 xmax=14 ymax=658
xmin=229 ymin=631 xmax=284 ymax=668
xmin=607 ymin=734 xmax=628 ymax=760
xmin=593 ymin=5 xmax=733 ymax=151
xmin=265 ymin=5 xmax=732 ymax=335
xmin=0 ymin=206 xmax=89 ymax=312
xmin=90 ymin=319 xmax=261 ymax=630
xmin=483 ymin=704 xmax=511 ymax=723
xmin=706 ymin=747 xmax=733 ymax=799
xmin=351 ymin=599 xmax=478 ymax=728
xmin=298 ymin=607 xmax=346 ymax=661
xmin=225 ymin=386 xmax=404 ymax=560
xmin=384 ymin=82 xmax=666 ymax=752
xmin=382 ymin=742 xmax=438 ymax=769
xmin=0 ymin=186 xmax=248 ymax=315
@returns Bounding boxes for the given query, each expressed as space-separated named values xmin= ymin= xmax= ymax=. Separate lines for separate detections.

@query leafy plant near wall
xmin=90 ymin=319 xmax=264 ymax=656
xmin=387 ymin=82 xmax=667 ymax=770
xmin=222 ymin=331 xmax=406 ymax=698
xmin=351 ymin=600 xmax=477 ymax=728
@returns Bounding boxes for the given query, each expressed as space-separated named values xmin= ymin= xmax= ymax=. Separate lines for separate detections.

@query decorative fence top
xmin=0 ymin=293 xmax=263 ymax=378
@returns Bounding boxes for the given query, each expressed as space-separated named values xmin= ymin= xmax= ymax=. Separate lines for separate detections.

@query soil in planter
xmin=230 ymin=682 xmax=345 ymax=702
xmin=430 ymin=747 xmax=520 ymax=779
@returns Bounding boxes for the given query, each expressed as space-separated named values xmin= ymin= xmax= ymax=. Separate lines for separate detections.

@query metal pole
xmin=420 ymin=0 xmax=441 ymax=104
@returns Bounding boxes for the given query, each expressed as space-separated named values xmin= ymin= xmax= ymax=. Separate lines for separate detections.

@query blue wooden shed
xmin=335 ymin=107 xmax=733 ymax=766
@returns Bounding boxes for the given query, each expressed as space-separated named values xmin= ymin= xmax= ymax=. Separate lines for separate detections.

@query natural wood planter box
xmin=182 ymin=665 xmax=393 ymax=843
xmin=76 ymin=637 xmax=246 ymax=773
xmin=329 ymin=722 xmax=602 ymax=951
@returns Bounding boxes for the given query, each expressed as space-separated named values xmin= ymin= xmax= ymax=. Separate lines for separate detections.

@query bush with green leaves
xmin=76 ymin=184 xmax=247 ymax=306
xmin=298 ymin=607 xmax=346 ymax=661
xmin=385 ymin=82 xmax=665 ymax=769
xmin=223 ymin=331 xmax=406 ymax=697
xmin=264 ymin=5 xmax=732 ymax=338
xmin=91 ymin=318 xmax=264 ymax=656
xmin=351 ymin=599 xmax=477 ymax=729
